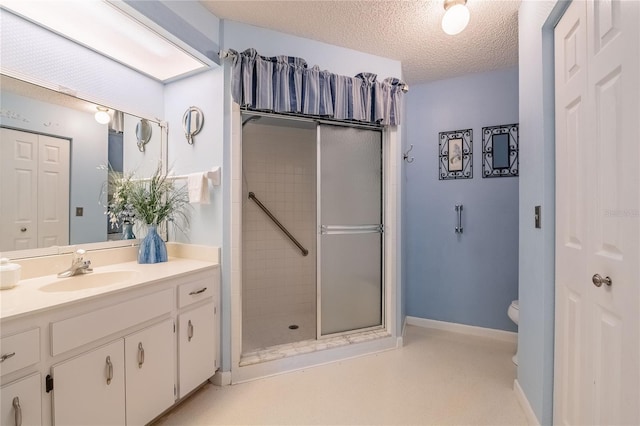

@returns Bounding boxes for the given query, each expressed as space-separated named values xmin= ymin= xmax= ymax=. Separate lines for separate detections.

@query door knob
xmin=592 ymin=274 xmax=612 ymax=287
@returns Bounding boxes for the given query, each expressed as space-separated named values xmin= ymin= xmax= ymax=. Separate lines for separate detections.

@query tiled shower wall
xmin=242 ymin=123 xmax=317 ymax=348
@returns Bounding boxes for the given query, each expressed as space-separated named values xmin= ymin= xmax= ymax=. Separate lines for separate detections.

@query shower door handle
xmin=320 ymin=225 xmax=383 ymax=235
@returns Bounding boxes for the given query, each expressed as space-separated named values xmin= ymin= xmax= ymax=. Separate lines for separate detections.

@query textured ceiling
xmin=201 ymin=0 xmax=520 ymax=84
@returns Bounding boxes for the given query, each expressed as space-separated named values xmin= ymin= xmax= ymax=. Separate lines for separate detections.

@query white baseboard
xmin=402 ymin=315 xmax=408 ymax=336
xmin=405 ymin=316 xmax=517 ymax=343
xmin=209 ymin=370 xmax=231 ymax=386
xmin=514 ymin=379 xmax=540 ymax=425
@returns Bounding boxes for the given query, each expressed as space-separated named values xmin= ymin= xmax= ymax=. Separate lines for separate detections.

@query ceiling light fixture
xmin=442 ymin=0 xmax=470 ymax=36
xmin=95 ymin=107 xmax=111 ymax=124
xmin=0 ymin=0 xmax=207 ymax=81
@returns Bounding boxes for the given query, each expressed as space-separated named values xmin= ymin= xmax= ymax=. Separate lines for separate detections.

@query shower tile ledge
xmin=240 ymin=329 xmax=391 ymax=367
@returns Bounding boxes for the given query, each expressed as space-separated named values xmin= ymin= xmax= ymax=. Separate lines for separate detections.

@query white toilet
xmin=507 ymin=300 xmax=519 ymax=365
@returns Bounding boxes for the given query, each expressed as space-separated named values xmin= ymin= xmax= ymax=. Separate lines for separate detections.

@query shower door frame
xmin=315 ymin=122 xmax=386 ymax=339
xmin=230 ymin=106 xmax=399 ymax=383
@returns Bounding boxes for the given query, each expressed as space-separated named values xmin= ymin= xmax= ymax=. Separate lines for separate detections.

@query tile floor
xmin=154 ymin=325 xmax=528 ymax=425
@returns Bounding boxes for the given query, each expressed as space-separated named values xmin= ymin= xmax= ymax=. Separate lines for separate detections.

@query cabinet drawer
xmin=177 ymin=275 xmax=215 ymax=309
xmin=51 ymin=289 xmax=173 ymax=356
xmin=0 ymin=328 xmax=40 ymax=377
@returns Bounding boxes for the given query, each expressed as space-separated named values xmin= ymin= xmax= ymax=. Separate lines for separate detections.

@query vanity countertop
xmin=0 ymin=257 xmax=218 ymax=321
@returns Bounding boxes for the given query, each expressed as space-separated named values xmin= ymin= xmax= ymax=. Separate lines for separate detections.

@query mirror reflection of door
xmin=0 ymin=128 xmax=70 ymax=251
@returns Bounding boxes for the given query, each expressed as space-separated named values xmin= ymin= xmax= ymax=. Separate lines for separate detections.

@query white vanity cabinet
xmin=0 ymin=260 xmax=220 ymax=426
xmin=1 ymin=373 xmax=42 ymax=426
xmin=51 ymin=340 xmax=125 ymax=426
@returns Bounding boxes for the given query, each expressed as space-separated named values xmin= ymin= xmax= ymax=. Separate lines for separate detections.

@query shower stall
xmin=241 ymin=113 xmax=384 ymax=356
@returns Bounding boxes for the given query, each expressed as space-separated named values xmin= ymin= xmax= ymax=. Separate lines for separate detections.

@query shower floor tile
xmin=240 ymin=328 xmax=391 ymax=367
xmin=242 ymin=312 xmax=316 ymax=352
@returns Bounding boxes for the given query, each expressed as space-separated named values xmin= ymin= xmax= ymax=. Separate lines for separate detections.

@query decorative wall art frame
xmin=482 ymin=123 xmax=519 ymax=178
xmin=439 ymin=129 xmax=473 ymax=180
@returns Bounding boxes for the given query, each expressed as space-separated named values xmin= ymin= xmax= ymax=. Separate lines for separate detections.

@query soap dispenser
xmin=0 ymin=258 xmax=21 ymax=290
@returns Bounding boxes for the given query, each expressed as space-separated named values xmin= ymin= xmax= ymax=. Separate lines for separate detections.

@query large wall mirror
xmin=0 ymin=74 xmax=166 ymax=257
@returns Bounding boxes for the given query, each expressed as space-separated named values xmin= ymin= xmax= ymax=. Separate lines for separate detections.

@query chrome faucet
xmin=57 ymin=249 xmax=93 ymax=278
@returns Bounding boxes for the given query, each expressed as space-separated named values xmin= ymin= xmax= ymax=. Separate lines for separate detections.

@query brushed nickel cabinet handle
xmin=189 ymin=287 xmax=207 ymax=295
xmin=106 ymin=355 xmax=113 ymax=385
xmin=138 ymin=342 xmax=145 ymax=368
xmin=188 ymin=320 xmax=194 ymax=342
xmin=13 ymin=397 xmax=21 ymax=426
xmin=1 ymin=352 xmax=16 ymax=362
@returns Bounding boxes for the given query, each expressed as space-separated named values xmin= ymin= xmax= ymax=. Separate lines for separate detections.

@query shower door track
xmin=240 ymin=108 xmax=384 ymax=131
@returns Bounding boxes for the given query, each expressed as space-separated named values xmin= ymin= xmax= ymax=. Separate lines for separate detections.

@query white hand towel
xmin=187 ymin=173 xmax=210 ymax=204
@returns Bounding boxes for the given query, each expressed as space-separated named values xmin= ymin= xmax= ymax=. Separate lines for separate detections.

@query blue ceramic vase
xmin=122 ymin=222 xmax=136 ymax=240
xmin=138 ymin=225 xmax=167 ymax=264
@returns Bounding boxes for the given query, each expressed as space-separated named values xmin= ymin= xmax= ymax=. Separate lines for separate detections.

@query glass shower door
xmin=318 ymin=124 xmax=383 ymax=336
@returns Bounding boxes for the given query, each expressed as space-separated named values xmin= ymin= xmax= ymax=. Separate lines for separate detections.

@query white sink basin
xmin=39 ymin=270 xmax=140 ymax=292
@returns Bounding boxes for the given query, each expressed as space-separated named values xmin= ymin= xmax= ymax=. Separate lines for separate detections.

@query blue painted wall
xmin=404 ymin=67 xmax=519 ymax=332
xmin=165 ymin=68 xmax=225 ymax=248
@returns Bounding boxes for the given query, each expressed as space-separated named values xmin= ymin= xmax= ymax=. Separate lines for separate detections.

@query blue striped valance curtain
xmin=227 ymin=48 xmax=406 ymax=126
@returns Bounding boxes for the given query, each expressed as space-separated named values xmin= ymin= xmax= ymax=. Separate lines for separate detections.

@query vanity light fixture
xmin=95 ymin=107 xmax=111 ymax=124
xmin=0 ymin=0 xmax=207 ymax=82
xmin=442 ymin=0 xmax=470 ymax=36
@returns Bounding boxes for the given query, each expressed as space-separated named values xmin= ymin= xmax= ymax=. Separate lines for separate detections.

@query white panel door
xmin=178 ymin=302 xmax=217 ymax=398
xmin=52 ymin=339 xmax=125 ymax=426
xmin=37 ymin=135 xmax=69 ymax=247
xmin=554 ymin=1 xmax=640 ymax=425
xmin=124 ymin=319 xmax=175 ymax=426
xmin=0 ymin=128 xmax=38 ymax=251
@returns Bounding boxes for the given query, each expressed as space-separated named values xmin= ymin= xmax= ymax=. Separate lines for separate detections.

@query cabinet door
xmin=125 ymin=319 xmax=175 ymax=426
xmin=1 ymin=373 xmax=41 ymax=426
xmin=178 ymin=302 xmax=216 ymax=398
xmin=51 ymin=340 xmax=125 ymax=426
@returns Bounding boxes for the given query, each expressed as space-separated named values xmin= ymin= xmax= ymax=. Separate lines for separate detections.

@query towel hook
xmin=403 ymin=144 xmax=415 ymax=163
